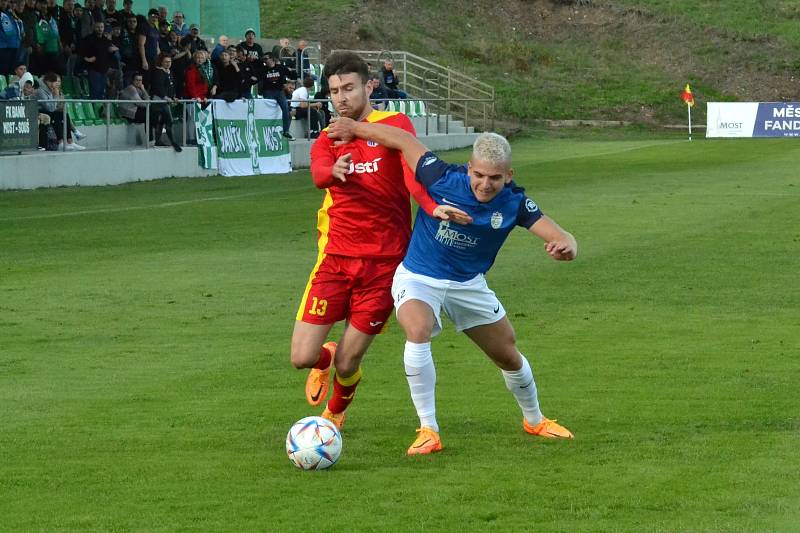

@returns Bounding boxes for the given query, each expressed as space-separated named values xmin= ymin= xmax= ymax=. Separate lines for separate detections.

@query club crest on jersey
xmin=367 ymin=139 xmax=378 ymax=147
xmin=347 ymin=157 xmax=382 ymax=174
xmin=491 ymin=211 xmax=503 ymax=229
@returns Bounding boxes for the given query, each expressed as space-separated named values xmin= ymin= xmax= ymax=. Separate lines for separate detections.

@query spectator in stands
xmin=0 ymin=0 xmax=22 ymax=75
xmin=380 ymin=58 xmax=407 ymax=99
xmin=170 ymin=33 xmax=191 ymax=96
xmin=184 ymin=49 xmax=215 ymax=101
xmin=45 ymin=0 xmax=60 ymax=21
xmin=77 ymin=0 xmax=96 ymax=39
xmin=118 ymin=71 xmax=161 ymax=144
xmin=102 ymin=0 xmax=125 ymax=27
xmin=32 ymin=0 xmax=61 ymax=75
xmin=0 ymin=68 xmax=31 ymax=98
xmin=80 ymin=19 xmax=116 ymax=98
xmin=260 ymin=52 xmax=292 ymax=139
xmin=156 ymin=5 xmax=168 ymax=31
xmin=295 ymin=39 xmax=311 ymax=80
xmin=21 ymin=0 xmax=38 ymax=65
xmin=136 ymin=7 xmax=159 ymax=85
xmin=35 ymin=71 xmax=86 ymax=149
xmin=291 ymin=75 xmax=323 ymax=138
xmin=85 ymin=0 xmax=102 ymax=25
xmin=57 ymin=0 xmax=80 ymax=76
xmin=368 ymin=73 xmax=388 ymax=110
xmin=237 ymin=28 xmax=261 ymax=62
xmin=116 ymin=13 xmax=137 ymax=85
xmin=283 ymin=78 xmax=294 ymax=99
xmin=8 ymin=0 xmax=28 ymax=69
xmin=271 ymin=37 xmax=289 ymax=62
xmin=156 ymin=20 xmax=171 ymax=54
xmin=209 ymin=34 xmax=226 ymax=62
xmin=148 ymin=52 xmax=180 ymax=151
xmin=315 ymin=83 xmax=331 ymax=127
xmin=214 ymin=50 xmax=240 ymax=102
xmin=117 ymin=71 xmax=149 ymax=123
xmin=185 ymin=23 xmax=205 ymax=54
xmin=171 ymin=10 xmax=187 ymax=37
xmin=7 ymin=61 xmax=26 ymax=84
xmin=235 ymin=45 xmax=257 ymax=97
xmin=120 ymin=0 xmax=133 ymax=21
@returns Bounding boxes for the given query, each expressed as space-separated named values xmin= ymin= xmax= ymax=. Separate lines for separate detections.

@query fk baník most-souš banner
xmin=706 ymin=102 xmax=800 ymax=138
xmin=196 ymin=100 xmax=291 ymax=176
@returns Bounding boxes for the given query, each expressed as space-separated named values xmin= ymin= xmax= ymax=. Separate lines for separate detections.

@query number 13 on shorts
xmin=308 ymin=297 xmax=328 ymax=316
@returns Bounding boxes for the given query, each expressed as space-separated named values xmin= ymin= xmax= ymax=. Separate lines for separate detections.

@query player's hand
xmin=332 ymin=153 xmax=352 ymax=182
xmin=433 ymin=205 xmax=472 ymax=225
xmin=327 ymin=116 xmax=357 ymax=146
xmin=544 ymin=241 xmax=576 ymax=261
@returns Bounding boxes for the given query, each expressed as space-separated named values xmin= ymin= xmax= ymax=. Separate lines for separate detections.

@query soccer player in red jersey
xmin=290 ymin=52 xmax=469 ymax=429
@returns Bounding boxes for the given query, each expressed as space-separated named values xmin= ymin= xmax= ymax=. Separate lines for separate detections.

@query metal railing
xmin=49 ymin=98 xmax=199 ymax=151
xmin=36 ymin=94 xmax=489 ymax=152
xmin=330 ymin=49 xmax=495 ymax=131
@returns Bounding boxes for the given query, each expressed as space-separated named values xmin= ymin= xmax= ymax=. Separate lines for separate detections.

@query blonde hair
xmin=472 ymin=132 xmax=511 ymax=166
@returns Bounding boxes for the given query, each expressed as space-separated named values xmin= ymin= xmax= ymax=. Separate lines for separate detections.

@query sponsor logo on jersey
xmin=525 ymin=199 xmax=539 ymax=213
xmin=435 ymin=220 xmax=479 ymax=250
xmin=369 ymin=321 xmax=383 ymax=327
xmin=490 ymin=211 xmax=503 ymax=229
xmin=422 ymin=156 xmax=438 ymax=167
xmin=347 ymin=157 xmax=382 ymax=174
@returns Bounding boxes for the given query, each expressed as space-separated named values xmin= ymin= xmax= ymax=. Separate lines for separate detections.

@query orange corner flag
xmin=680 ymin=84 xmax=695 ymax=107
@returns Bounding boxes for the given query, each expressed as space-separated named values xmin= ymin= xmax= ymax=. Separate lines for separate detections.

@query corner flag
xmin=680 ymin=84 xmax=695 ymax=107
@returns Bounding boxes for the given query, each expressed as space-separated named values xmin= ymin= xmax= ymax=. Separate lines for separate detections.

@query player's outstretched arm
xmin=328 ymin=117 xmax=429 ymax=170
xmin=529 ymin=216 xmax=578 ymax=261
xmin=327 ymin=117 xmax=472 ymax=224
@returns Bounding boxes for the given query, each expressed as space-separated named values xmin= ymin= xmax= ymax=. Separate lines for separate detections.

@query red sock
xmin=327 ymin=369 xmax=362 ymax=414
xmin=313 ymin=345 xmax=332 ymax=370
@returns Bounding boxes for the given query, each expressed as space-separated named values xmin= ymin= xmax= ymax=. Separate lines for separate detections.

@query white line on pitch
xmin=0 ymin=187 xmax=314 ymax=222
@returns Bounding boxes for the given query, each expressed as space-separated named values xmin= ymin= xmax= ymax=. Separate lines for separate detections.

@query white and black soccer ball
xmin=286 ymin=416 xmax=342 ymax=470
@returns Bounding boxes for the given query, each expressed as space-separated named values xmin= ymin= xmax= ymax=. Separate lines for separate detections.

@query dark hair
xmin=42 ymin=72 xmax=60 ymax=84
xmin=302 ymin=76 xmax=314 ymax=89
xmin=155 ymin=52 xmax=172 ymax=67
xmin=323 ymin=51 xmax=368 ymax=84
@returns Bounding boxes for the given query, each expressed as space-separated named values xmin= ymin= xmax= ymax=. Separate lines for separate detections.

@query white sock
xmin=501 ymin=355 xmax=543 ymax=425
xmin=404 ymin=341 xmax=438 ymax=433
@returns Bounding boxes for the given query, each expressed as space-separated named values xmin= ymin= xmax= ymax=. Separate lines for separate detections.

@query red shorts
xmin=296 ymin=254 xmax=400 ymax=335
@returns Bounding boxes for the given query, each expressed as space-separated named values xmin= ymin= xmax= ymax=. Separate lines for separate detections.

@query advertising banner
xmin=0 ymin=100 xmax=38 ymax=152
xmin=707 ymin=102 xmax=800 ymax=138
xmin=212 ymin=99 xmax=291 ymax=176
xmin=195 ymin=103 xmax=217 ymax=169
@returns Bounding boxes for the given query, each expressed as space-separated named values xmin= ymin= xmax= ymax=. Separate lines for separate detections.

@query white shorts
xmin=391 ymin=263 xmax=506 ymax=337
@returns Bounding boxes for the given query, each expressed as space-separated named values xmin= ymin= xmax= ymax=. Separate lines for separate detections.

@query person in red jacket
xmin=183 ymin=50 xmax=215 ymax=100
xmin=290 ymin=51 xmax=471 ymax=430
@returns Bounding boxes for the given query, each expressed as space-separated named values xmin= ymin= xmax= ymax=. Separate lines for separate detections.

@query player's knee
xmin=402 ymin=323 xmax=432 ymax=343
xmin=290 ymin=347 xmax=318 ymax=369
xmin=333 ymin=354 xmax=361 ymax=377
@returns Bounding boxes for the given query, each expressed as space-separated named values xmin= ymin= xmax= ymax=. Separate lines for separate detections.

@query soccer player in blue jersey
xmin=327 ymin=118 xmax=577 ymax=454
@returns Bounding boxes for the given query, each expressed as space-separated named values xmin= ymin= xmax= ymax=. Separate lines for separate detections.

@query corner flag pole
xmin=680 ymin=83 xmax=695 ymax=141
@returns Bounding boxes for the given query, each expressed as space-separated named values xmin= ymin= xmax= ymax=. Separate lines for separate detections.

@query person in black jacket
xmin=149 ymin=52 xmax=181 ymax=151
xmin=380 ymin=59 xmax=407 ymax=99
xmin=260 ymin=52 xmax=293 ymax=139
xmin=215 ymin=50 xmax=242 ymax=101
xmin=80 ymin=20 xmax=117 ymax=99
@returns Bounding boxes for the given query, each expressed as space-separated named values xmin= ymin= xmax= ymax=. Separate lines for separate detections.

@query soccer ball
xmin=286 ymin=416 xmax=342 ymax=470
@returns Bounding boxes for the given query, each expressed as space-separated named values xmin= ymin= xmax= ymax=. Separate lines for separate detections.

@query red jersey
xmin=309 ymin=111 xmax=438 ymax=259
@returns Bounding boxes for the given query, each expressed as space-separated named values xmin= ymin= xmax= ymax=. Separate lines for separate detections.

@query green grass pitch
xmin=2 ymin=136 xmax=799 ymax=531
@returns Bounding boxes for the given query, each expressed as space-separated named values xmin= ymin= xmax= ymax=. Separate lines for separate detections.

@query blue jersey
xmin=403 ymin=152 xmax=543 ymax=281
